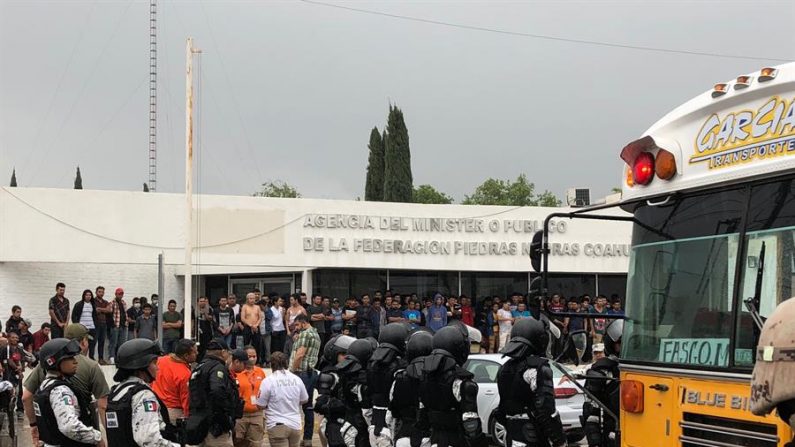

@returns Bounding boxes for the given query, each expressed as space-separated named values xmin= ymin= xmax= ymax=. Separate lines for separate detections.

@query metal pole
xmin=183 ymin=37 xmax=194 ymax=341
xmin=157 ymin=252 xmax=164 ymax=346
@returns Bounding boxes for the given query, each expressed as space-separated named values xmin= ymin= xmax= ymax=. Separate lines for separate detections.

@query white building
xmin=0 ymin=186 xmax=631 ymax=327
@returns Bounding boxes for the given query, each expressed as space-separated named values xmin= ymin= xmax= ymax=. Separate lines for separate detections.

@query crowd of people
xmin=2 ymin=281 xmax=626 ymax=447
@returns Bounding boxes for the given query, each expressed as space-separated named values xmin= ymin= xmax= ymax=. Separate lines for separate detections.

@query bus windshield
xmin=622 ymin=177 xmax=795 ymax=369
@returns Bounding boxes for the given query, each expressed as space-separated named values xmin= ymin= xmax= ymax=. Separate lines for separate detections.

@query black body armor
xmin=582 ymin=357 xmax=620 ymax=447
xmin=497 ymin=355 xmax=566 ymax=447
xmin=185 ymin=353 xmax=243 ymax=443
xmin=105 ymin=381 xmax=180 ymax=447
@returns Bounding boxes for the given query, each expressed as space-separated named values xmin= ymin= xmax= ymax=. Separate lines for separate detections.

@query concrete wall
xmin=0 ymin=186 xmax=632 ymax=329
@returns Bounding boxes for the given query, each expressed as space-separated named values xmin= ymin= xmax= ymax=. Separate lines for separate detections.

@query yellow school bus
xmin=615 ymin=62 xmax=795 ymax=446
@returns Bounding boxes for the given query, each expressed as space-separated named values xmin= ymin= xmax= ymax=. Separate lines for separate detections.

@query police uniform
xmin=336 ymin=338 xmax=376 ymax=447
xmin=390 ymin=330 xmax=433 ymax=447
xmin=497 ymin=318 xmax=565 ymax=447
xmin=35 ymin=376 xmax=102 ymax=447
xmin=418 ymin=326 xmax=484 ymax=447
xmin=187 ymin=340 xmax=243 ymax=447
xmin=582 ymin=319 xmax=622 ymax=447
xmin=316 ymin=335 xmax=356 ymax=447
xmin=105 ymin=376 xmax=180 ymax=447
xmin=34 ymin=338 xmax=102 ymax=447
xmin=367 ymin=323 xmax=409 ymax=447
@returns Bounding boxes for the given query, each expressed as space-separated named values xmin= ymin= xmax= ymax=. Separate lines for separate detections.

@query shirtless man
xmin=241 ymin=292 xmax=262 ymax=348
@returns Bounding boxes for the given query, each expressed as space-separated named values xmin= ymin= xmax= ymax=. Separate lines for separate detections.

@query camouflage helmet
xmin=750 ymin=297 xmax=795 ymax=419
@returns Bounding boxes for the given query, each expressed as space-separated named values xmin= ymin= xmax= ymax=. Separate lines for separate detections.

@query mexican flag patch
xmin=143 ymin=400 xmax=158 ymax=412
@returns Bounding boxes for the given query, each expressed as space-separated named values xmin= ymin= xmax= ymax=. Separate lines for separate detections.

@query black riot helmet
xmin=348 ymin=338 xmax=376 ymax=365
xmin=378 ymin=323 xmax=410 ymax=354
xmin=116 ymin=338 xmax=163 ymax=371
xmin=406 ymin=330 xmax=433 ymax=361
xmin=323 ymin=334 xmax=356 ymax=365
xmin=432 ymin=326 xmax=469 ymax=365
xmin=39 ymin=338 xmax=81 ymax=371
xmin=604 ymin=319 xmax=624 ymax=357
xmin=503 ymin=318 xmax=548 ymax=359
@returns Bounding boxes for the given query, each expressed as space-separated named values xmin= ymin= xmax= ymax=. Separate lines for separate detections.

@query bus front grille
xmin=680 ymin=413 xmax=779 ymax=447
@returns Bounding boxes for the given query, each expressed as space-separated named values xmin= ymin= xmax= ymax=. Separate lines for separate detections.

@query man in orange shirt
xmin=152 ymin=338 xmax=197 ymax=422
xmin=233 ymin=346 xmax=266 ymax=447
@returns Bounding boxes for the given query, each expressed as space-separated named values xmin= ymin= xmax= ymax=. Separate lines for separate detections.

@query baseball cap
xmin=65 ymin=323 xmax=94 ymax=341
xmin=593 ymin=343 xmax=605 ymax=353
xmin=115 ymin=287 xmax=124 ymax=294
xmin=230 ymin=349 xmax=248 ymax=362
xmin=205 ymin=338 xmax=229 ymax=351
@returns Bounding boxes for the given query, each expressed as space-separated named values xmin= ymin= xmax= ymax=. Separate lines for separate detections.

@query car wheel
xmin=489 ymin=415 xmax=506 ymax=447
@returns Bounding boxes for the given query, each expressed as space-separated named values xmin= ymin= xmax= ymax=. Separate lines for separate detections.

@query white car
xmin=464 ymin=353 xmax=586 ymax=446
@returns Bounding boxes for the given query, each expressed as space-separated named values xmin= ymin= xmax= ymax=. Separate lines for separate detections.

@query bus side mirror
xmin=571 ymin=331 xmax=588 ymax=365
xmin=529 ymin=276 xmax=542 ymax=297
xmin=530 ymin=230 xmax=544 ymax=272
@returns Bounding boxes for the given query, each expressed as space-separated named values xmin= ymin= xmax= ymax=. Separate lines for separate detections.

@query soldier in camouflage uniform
xmin=33 ymin=338 xmax=103 ymax=447
xmin=105 ymin=339 xmax=181 ymax=447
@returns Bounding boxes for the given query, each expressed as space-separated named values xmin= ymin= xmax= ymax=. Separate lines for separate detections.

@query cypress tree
xmin=74 ymin=166 xmax=83 ymax=189
xmin=364 ymin=127 xmax=385 ymax=201
xmin=143 ymin=183 xmax=150 ymax=192
xmin=10 ymin=168 xmax=17 ymax=187
xmin=383 ymin=105 xmax=413 ymax=202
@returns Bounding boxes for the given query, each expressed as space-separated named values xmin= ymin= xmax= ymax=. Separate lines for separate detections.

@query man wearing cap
xmin=23 ymin=323 xmax=110 ymax=446
xmin=109 ymin=287 xmax=128 ymax=364
xmin=592 ymin=343 xmax=606 ymax=361
xmin=186 ymin=338 xmax=243 ymax=447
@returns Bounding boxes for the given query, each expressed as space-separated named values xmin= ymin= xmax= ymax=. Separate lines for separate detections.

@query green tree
xmin=462 ymin=174 xmax=560 ymax=206
xmin=364 ymin=127 xmax=385 ymax=201
xmin=253 ymin=180 xmax=301 ymax=198
xmin=74 ymin=166 xmax=83 ymax=190
xmin=9 ymin=168 xmax=17 ymax=187
xmin=383 ymin=105 xmax=413 ymax=202
xmin=143 ymin=183 xmax=150 ymax=192
xmin=413 ymin=184 xmax=453 ymax=204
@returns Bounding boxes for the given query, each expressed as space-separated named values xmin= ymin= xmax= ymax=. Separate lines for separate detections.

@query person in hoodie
xmin=390 ymin=330 xmax=433 ymax=447
xmin=336 ymin=338 xmax=377 ymax=447
xmin=367 ymin=324 xmax=409 ymax=447
xmin=418 ymin=325 xmax=484 ymax=447
xmin=427 ymin=294 xmax=448 ymax=333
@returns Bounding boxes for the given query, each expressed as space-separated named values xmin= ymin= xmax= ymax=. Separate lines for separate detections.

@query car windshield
xmin=623 ymin=177 xmax=795 ymax=368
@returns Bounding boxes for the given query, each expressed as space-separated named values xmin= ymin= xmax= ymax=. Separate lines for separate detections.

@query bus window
xmin=623 ymin=188 xmax=745 ymax=368
xmin=735 ymin=178 xmax=795 ymax=366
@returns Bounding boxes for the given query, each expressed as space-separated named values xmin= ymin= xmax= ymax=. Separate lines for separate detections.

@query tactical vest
xmin=390 ymin=368 xmax=420 ymax=420
xmin=586 ymin=357 xmax=621 ymax=416
xmin=188 ymin=355 xmax=240 ymax=432
xmin=34 ymin=378 xmax=94 ymax=447
xmin=105 ymin=381 xmax=177 ymax=447
xmin=497 ymin=356 xmax=544 ymax=415
xmin=419 ymin=360 xmax=462 ymax=429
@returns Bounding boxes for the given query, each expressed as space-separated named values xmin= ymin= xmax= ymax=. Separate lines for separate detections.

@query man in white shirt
xmin=497 ymin=301 xmax=514 ymax=352
xmin=256 ymin=351 xmax=308 ymax=447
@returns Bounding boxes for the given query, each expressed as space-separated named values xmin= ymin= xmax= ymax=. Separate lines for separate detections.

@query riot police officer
xmin=316 ymin=334 xmax=356 ymax=447
xmin=751 ymin=298 xmax=795 ymax=447
xmin=336 ymin=338 xmax=377 ymax=447
xmin=105 ymin=339 xmax=180 ymax=447
xmin=418 ymin=325 xmax=484 ymax=447
xmin=391 ymin=330 xmax=433 ymax=447
xmin=497 ymin=318 xmax=566 ymax=447
xmin=34 ymin=338 xmax=103 ymax=447
xmin=368 ymin=323 xmax=410 ymax=447
xmin=185 ymin=338 xmax=244 ymax=447
xmin=582 ymin=319 xmax=622 ymax=447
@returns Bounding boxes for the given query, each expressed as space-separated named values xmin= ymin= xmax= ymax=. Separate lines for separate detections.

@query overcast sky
xmin=1 ymin=1 xmax=793 ymax=203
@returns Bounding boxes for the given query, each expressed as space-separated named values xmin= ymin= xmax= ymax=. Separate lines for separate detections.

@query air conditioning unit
xmin=566 ymin=188 xmax=590 ymax=207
